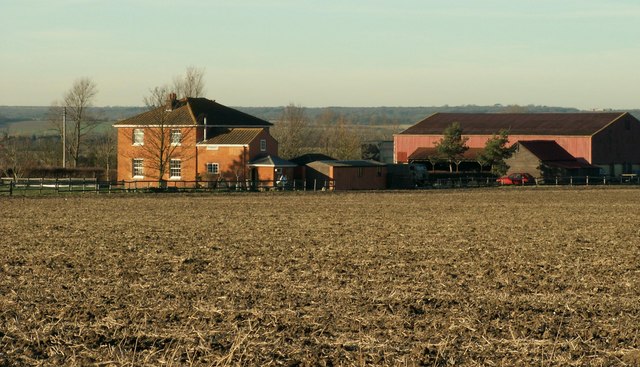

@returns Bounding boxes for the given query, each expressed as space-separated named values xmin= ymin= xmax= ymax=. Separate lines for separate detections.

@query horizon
xmin=3 ymin=1 xmax=640 ymax=110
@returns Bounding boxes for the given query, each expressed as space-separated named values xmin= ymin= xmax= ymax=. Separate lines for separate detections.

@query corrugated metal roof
xmin=290 ymin=153 xmax=336 ymax=165
xmin=400 ymin=112 xmax=628 ymax=136
xmin=311 ymin=160 xmax=386 ymax=167
xmin=114 ymin=97 xmax=272 ymax=127
xmin=200 ymin=128 xmax=263 ymax=145
xmin=248 ymin=155 xmax=297 ymax=167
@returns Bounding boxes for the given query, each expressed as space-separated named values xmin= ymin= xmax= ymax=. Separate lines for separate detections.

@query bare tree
xmin=315 ymin=113 xmax=362 ymax=160
xmin=133 ymin=87 xmax=196 ymax=185
xmin=0 ymin=132 xmax=57 ymax=179
xmin=49 ymin=78 xmax=99 ymax=167
xmin=173 ymin=66 xmax=206 ymax=98
xmin=272 ymin=103 xmax=309 ymax=159
xmin=88 ymin=130 xmax=117 ymax=180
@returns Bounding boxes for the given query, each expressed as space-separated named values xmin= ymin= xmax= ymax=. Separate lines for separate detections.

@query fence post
xmin=570 ymin=176 xmax=573 ymax=186
xmin=68 ymin=177 xmax=72 ymax=192
xmin=9 ymin=181 xmax=13 ymax=196
xmin=555 ymin=177 xmax=558 ymax=186
xmin=586 ymin=176 xmax=589 ymax=186
xmin=314 ymin=179 xmax=317 ymax=192
xmin=40 ymin=178 xmax=43 ymax=194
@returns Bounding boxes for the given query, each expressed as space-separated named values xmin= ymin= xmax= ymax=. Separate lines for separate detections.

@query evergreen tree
xmin=435 ymin=122 xmax=469 ymax=172
xmin=477 ymin=129 xmax=516 ymax=175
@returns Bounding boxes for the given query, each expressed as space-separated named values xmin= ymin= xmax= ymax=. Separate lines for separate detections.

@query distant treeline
xmin=2 ymin=105 xmax=639 ymax=127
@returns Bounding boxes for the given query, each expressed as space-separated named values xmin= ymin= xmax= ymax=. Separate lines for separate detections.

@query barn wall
xmin=505 ymin=147 xmax=541 ymax=176
xmin=394 ymin=134 xmax=591 ymax=163
xmin=333 ymin=166 xmax=387 ymax=190
xmin=592 ymin=114 xmax=640 ymax=169
xmin=305 ymin=162 xmax=332 ymax=189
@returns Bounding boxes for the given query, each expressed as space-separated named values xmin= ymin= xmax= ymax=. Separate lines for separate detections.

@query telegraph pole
xmin=62 ymin=107 xmax=66 ymax=168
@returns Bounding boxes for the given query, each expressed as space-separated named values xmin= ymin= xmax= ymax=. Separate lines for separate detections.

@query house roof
xmin=199 ymin=128 xmax=263 ymax=145
xmin=248 ymin=155 xmax=297 ymax=167
xmin=517 ymin=140 xmax=595 ymax=169
xmin=289 ymin=153 xmax=336 ymax=165
xmin=399 ymin=112 xmax=629 ymax=136
xmin=114 ymin=97 xmax=272 ymax=127
xmin=311 ymin=160 xmax=386 ymax=168
xmin=408 ymin=147 xmax=485 ymax=161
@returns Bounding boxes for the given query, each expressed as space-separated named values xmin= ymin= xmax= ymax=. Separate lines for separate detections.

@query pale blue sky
xmin=2 ymin=0 xmax=639 ymax=109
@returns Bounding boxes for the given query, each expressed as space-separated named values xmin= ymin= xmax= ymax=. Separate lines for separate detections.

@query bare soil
xmin=1 ymin=189 xmax=639 ymax=366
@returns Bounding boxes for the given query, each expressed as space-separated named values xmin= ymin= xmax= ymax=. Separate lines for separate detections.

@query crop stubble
xmin=1 ymin=189 xmax=639 ymax=366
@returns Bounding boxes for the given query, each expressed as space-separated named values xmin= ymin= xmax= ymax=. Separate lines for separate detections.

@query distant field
xmin=1 ymin=189 xmax=639 ymax=365
xmin=3 ymin=120 xmax=115 ymax=136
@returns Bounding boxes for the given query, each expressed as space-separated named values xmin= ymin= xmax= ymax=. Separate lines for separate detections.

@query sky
xmin=1 ymin=0 xmax=639 ymax=109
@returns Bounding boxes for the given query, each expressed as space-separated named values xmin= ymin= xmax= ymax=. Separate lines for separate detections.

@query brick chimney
xmin=165 ymin=92 xmax=177 ymax=111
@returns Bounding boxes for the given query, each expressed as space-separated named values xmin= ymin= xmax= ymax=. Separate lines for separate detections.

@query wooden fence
xmin=1 ymin=175 xmax=640 ymax=196
xmin=0 ymin=178 xmax=336 ymax=196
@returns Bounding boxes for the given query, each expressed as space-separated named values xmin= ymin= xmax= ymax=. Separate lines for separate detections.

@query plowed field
xmin=1 ymin=189 xmax=639 ymax=366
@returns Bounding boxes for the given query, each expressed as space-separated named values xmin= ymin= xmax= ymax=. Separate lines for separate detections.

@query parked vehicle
xmin=496 ymin=173 xmax=535 ymax=185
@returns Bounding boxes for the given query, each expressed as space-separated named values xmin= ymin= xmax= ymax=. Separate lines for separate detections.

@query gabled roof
xmin=517 ymin=140 xmax=595 ymax=169
xmin=114 ymin=97 xmax=272 ymax=127
xmin=248 ymin=155 xmax=297 ymax=167
xmin=408 ymin=147 xmax=484 ymax=161
xmin=517 ymin=140 xmax=576 ymax=161
xmin=399 ymin=112 xmax=629 ymax=136
xmin=310 ymin=160 xmax=386 ymax=168
xmin=289 ymin=153 xmax=336 ymax=165
xmin=199 ymin=128 xmax=263 ymax=145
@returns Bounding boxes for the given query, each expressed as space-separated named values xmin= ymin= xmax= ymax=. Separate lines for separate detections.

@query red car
xmin=496 ymin=173 xmax=535 ymax=185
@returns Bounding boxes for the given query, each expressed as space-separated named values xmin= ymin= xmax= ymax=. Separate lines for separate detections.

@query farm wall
xmin=116 ymin=126 xmax=198 ymax=182
xmin=505 ymin=148 xmax=541 ymax=176
xmin=332 ymin=166 xmax=387 ymax=190
xmin=592 ymin=114 xmax=640 ymax=172
xmin=394 ymin=134 xmax=592 ymax=164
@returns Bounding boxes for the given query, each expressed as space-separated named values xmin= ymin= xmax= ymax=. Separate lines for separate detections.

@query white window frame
xmin=170 ymin=129 xmax=182 ymax=146
xmin=133 ymin=129 xmax=144 ymax=146
xmin=170 ymin=159 xmax=181 ymax=179
xmin=260 ymin=139 xmax=267 ymax=152
xmin=206 ymin=162 xmax=219 ymax=175
xmin=132 ymin=158 xmax=144 ymax=178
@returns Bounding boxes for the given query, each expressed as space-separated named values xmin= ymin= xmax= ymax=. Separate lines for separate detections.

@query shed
xmin=247 ymin=155 xmax=297 ymax=187
xmin=305 ymin=160 xmax=387 ymax=190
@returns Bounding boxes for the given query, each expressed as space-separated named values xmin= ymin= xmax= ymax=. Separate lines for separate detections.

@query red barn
xmin=394 ymin=112 xmax=640 ymax=176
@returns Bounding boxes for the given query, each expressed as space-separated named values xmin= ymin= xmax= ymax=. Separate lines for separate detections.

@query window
xmin=357 ymin=167 xmax=364 ymax=177
xmin=132 ymin=158 xmax=144 ymax=178
xmin=206 ymin=162 xmax=219 ymax=174
xmin=170 ymin=159 xmax=181 ymax=178
xmin=133 ymin=129 xmax=144 ymax=145
xmin=260 ymin=139 xmax=267 ymax=152
xmin=171 ymin=129 xmax=182 ymax=145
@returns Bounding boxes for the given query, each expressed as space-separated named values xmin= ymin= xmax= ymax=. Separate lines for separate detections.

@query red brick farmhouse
xmin=394 ymin=112 xmax=640 ymax=176
xmin=114 ymin=95 xmax=284 ymax=185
